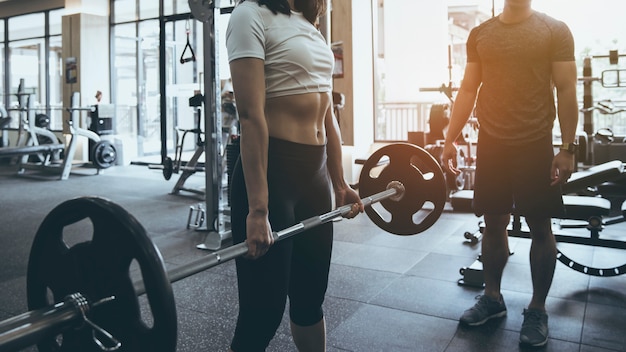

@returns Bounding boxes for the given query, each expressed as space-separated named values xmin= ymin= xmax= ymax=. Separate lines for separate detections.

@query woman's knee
xmin=289 ymin=304 xmax=324 ymax=327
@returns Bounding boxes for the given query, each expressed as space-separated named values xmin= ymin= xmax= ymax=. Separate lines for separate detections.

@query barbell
xmin=0 ymin=143 xmax=447 ymax=352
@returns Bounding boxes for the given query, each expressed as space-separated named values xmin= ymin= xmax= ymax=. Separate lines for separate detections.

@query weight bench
xmin=0 ymin=143 xmax=65 ymax=158
xmin=451 ymin=192 xmax=613 ymax=220
xmin=562 ymin=160 xmax=625 ymax=194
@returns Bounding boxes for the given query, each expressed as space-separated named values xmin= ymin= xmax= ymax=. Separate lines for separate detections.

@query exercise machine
xmin=183 ymin=0 xmax=236 ymax=250
xmin=150 ymin=92 xmax=207 ymax=197
xmin=419 ymin=84 xmax=478 ymax=193
xmin=0 ymin=91 xmax=117 ymax=180
xmin=579 ymin=50 xmax=626 ymax=165
xmin=0 ymin=106 xmax=10 ymax=148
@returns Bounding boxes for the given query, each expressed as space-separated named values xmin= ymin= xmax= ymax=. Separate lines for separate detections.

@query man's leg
xmin=524 ymin=216 xmax=557 ymax=311
xmin=518 ymin=215 xmax=556 ymax=347
xmin=459 ymin=212 xmax=511 ymax=326
xmin=482 ymin=213 xmax=512 ymax=300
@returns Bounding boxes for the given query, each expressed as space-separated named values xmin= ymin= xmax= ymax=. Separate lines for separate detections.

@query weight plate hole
xmin=62 ymin=218 xmax=94 ymax=247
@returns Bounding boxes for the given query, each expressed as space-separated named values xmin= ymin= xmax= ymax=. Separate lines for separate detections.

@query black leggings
xmin=229 ymin=138 xmax=333 ymax=352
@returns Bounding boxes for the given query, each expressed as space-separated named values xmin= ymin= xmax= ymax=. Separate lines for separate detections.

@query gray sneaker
xmin=520 ymin=308 xmax=549 ymax=347
xmin=459 ymin=295 xmax=507 ymax=326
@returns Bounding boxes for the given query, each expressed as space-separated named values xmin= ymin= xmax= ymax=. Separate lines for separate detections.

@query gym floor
xmin=0 ymin=162 xmax=625 ymax=352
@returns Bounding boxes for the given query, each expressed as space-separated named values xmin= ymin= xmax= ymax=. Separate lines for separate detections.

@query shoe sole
xmin=519 ymin=336 xmax=548 ymax=347
xmin=460 ymin=310 xmax=507 ymax=326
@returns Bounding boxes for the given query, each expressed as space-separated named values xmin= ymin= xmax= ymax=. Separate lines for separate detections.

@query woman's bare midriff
xmin=265 ymin=91 xmax=331 ymax=146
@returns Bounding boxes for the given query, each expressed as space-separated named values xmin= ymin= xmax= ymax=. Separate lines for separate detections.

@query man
xmin=441 ymin=0 xmax=579 ymax=347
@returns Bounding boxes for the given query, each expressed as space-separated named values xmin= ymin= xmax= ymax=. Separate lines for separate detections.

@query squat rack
xmin=188 ymin=0 xmax=235 ymax=249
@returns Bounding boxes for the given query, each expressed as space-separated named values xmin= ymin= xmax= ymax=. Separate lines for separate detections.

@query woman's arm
xmin=229 ymin=57 xmax=274 ymax=258
xmin=324 ymin=99 xmax=363 ymax=217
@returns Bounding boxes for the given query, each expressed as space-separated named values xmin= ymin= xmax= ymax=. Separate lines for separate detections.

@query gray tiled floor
xmin=0 ymin=162 xmax=625 ymax=351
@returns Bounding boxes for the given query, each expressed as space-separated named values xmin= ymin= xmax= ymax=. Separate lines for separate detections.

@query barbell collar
xmin=0 ymin=294 xmax=91 ymax=352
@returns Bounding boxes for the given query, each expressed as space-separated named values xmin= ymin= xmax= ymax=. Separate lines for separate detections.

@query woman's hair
xmin=239 ymin=0 xmax=326 ymax=24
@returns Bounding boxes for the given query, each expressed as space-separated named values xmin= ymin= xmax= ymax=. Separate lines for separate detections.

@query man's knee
xmin=484 ymin=213 xmax=511 ymax=232
xmin=525 ymin=216 xmax=552 ymax=235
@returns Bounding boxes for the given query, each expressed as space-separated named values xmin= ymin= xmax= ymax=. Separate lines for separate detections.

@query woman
xmin=225 ymin=0 xmax=363 ymax=351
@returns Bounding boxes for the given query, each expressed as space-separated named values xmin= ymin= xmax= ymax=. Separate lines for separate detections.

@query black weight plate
xmin=27 ymin=197 xmax=177 ymax=352
xmin=91 ymin=141 xmax=117 ymax=169
xmin=359 ymin=143 xmax=447 ymax=235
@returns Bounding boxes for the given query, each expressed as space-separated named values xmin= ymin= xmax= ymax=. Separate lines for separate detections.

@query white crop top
xmin=226 ymin=1 xmax=334 ymax=98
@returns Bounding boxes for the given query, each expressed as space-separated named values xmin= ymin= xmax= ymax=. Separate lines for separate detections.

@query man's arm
xmin=442 ymin=62 xmax=482 ymax=173
xmin=552 ymin=61 xmax=579 ymax=144
xmin=551 ymin=60 xmax=579 ymax=185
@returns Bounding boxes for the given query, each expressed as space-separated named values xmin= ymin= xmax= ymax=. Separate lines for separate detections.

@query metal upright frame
xmin=189 ymin=0 xmax=235 ymax=250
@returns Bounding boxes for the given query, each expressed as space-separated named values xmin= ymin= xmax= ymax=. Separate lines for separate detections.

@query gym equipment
xmin=149 ymin=96 xmax=205 ymax=187
xmin=91 ymin=140 xmax=118 ymax=169
xmin=424 ymin=144 xmax=467 ymax=193
xmin=0 ymin=143 xmax=446 ymax=352
xmin=186 ymin=1 xmax=238 ymax=251
xmin=359 ymin=143 xmax=446 ymax=235
xmin=147 ymin=2 xmax=236 ymax=252
xmin=579 ymin=50 xmax=626 ymax=143
xmin=1 ymin=87 xmax=66 ymax=165
xmin=0 ymin=107 xmax=10 ymax=148
xmin=591 ymin=127 xmax=626 ymax=165
xmin=0 ymin=90 xmax=116 ymax=180
xmin=419 ymin=83 xmax=458 ymax=103
xmin=456 ymin=160 xmax=626 ymax=286
xmin=417 ymin=85 xmax=478 ymax=192
xmin=180 ymin=19 xmax=196 ymax=64
xmin=150 ymin=89 xmax=239 ymax=210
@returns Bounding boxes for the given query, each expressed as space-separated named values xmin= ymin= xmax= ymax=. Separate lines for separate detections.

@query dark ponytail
xmin=294 ymin=0 xmax=327 ymax=25
xmin=240 ymin=0 xmax=326 ymax=25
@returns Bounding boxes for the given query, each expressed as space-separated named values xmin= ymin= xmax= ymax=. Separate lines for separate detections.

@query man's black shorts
xmin=472 ymin=131 xmax=565 ymax=218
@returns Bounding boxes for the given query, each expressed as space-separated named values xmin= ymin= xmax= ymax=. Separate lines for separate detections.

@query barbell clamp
xmin=67 ymin=293 xmax=121 ymax=352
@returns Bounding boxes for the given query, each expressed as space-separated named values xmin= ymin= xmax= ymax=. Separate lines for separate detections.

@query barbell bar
xmin=1 ymin=143 xmax=447 ymax=352
xmin=138 ymin=181 xmax=405 ymax=295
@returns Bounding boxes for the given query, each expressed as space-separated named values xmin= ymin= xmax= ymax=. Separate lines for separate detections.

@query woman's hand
xmin=244 ymin=211 xmax=274 ymax=259
xmin=335 ymin=185 xmax=364 ymax=219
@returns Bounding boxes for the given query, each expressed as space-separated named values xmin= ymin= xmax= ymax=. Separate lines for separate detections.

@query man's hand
xmin=441 ymin=143 xmax=461 ymax=175
xmin=551 ymin=151 xmax=575 ymax=186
